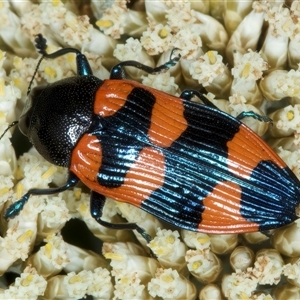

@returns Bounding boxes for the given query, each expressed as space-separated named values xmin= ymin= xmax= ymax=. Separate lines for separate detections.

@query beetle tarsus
xmin=164 ymin=47 xmax=181 ymax=68
xmin=236 ymin=111 xmax=273 ymax=124
xmin=135 ymin=227 xmax=152 ymax=243
xmin=0 ymin=120 xmax=19 ymax=140
xmin=4 ymin=194 xmax=29 ymax=219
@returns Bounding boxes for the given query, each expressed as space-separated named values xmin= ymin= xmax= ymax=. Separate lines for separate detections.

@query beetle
xmin=4 ymin=34 xmax=300 ymax=242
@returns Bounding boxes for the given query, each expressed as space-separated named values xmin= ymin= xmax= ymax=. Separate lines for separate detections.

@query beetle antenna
xmin=0 ymin=120 xmax=19 ymax=140
xmin=27 ymin=33 xmax=93 ymax=96
xmin=34 ymin=34 xmax=93 ymax=76
xmin=27 ymin=54 xmax=45 ymax=96
xmin=35 ymin=34 xmax=82 ymax=58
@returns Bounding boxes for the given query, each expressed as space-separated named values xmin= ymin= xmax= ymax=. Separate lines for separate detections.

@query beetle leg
xmin=4 ymin=173 xmax=79 ymax=220
xmin=90 ymin=191 xmax=152 ymax=243
xmin=180 ymin=89 xmax=218 ymax=108
xmin=110 ymin=49 xmax=181 ymax=79
xmin=236 ymin=111 xmax=273 ymax=124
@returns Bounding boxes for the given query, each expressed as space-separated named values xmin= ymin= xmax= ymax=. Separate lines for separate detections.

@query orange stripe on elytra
xmin=103 ymin=146 xmax=165 ymax=206
xmin=94 ymin=80 xmax=135 ymax=117
xmin=70 ymin=134 xmax=103 ymax=182
xmin=94 ymin=79 xmax=187 ymax=147
xmin=226 ymin=124 xmax=287 ymax=179
xmin=147 ymin=91 xmax=188 ymax=148
xmin=71 ymin=135 xmax=165 ymax=207
xmin=198 ymin=181 xmax=259 ymax=233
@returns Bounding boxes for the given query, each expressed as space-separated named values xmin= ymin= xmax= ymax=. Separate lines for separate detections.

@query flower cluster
xmin=1 ymin=0 xmax=300 ymax=299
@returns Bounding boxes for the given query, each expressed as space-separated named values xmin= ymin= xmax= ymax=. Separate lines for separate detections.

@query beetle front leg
xmin=90 ymin=191 xmax=152 ymax=243
xmin=4 ymin=172 xmax=79 ymax=219
xmin=110 ymin=48 xmax=181 ymax=79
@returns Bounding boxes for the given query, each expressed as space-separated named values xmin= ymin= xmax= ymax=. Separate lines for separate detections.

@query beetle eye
xmin=19 ymin=85 xmax=46 ymax=137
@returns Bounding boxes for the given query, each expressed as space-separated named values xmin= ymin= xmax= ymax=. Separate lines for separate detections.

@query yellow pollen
xmin=194 ymin=67 xmax=202 ymax=74
xmin=79 ymin=203 xmax=87 ymax=212
xmin=17 ymin=183 xmax=23 ymax=199
xmin=69 ymin=274 xmax=81 ymax=284
xmin=0 ymin=50 xmax=3 ymax=60
xmin=0 ymin=187 xmax=9 ymax=196
xmin=242 ymin=62 xmax=251 ymax=78
xmin=121 ymin=277 xmax=129 ymax=284
xmin=156 ymin=248 xmax=165 ymax=256
xmin=52 ymin=0 xmax=61 ymax=6
xmin=149 ymin=241 xmax=157 ymax=248
xmin=104 ymin=252 xmax=123 ymax=260
xmin=17 ymin=230 xmax=33 ymax=243
xmin=0 ymin=79 xmax=5 ymax=97
xmin=239 ymin=292 xmax=251 ymax=300
xmin=96 ymin=19 xmax=114 ymax=28
xmin=13 ymin=57 xmax=23 ymax=69
xmin=207 ymin=51 xmax=217 ymax=64
xmin=192 ymin=261 xmax=202 ymax=270
xmin=233 ymin=279 xmax=239 ymax=286
xmin=159 ymin=28 xmax=169 ymax=38
xmin=0 ymin=2 xmax=3 ymax=9
xmin=42 ymin=165 xmax=57 ymax=179
xmin=166 ymin=235 xmax=175 ymax=244
xmin=44 ymin=66 xmax=57 ymax=78
xmin=13 ymin=78 xmax=21 ymax=87
xmin=44 ymin=243 xmax=52 ymax=258
xmin=0 ymin=111 xmax=4 ymax=118
xmin=45 ymin=234 xmax=53 ymax=242
xmin=74 ymin=188 xmax=82 ymax=199
xmin=290 ymin=88 xmax=300 ymax=97
xmin=197 ymin=236 xmax=210 ymax=244
xmin=15 ymin=167 xmax=23 ymax=180
xmin=287 ymin=110 xmax=294 ymax=121
xmin=21 ymin=275 xmax=34 ymax=287
xmin=162 ymin=274 xmax=174 ymax=283
xmin=282 ymin=21 xmax=290 ymax=32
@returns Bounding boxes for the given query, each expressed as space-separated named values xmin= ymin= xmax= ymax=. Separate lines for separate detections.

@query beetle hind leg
xmin=90 ymin=191 xmax=152 ymax=243
xmin=236 ymin=111 xmax=272 ymax=123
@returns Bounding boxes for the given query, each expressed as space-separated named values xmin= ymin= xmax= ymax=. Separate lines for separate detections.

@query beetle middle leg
xmin=180 ymin=89 xmax=218 ymax=108
xmin=90 ymin=191 xmax=152 ymax=243
xmin=110 ymin=48 xmax=181 ymax=79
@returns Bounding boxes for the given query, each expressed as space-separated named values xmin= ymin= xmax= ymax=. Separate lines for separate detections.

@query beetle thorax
xmin=21 ymin=76 xmax=102 ymax=167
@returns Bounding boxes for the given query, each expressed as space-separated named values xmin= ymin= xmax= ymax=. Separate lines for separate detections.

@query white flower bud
xmin=230 ymin=246 xmax=255 ymax=271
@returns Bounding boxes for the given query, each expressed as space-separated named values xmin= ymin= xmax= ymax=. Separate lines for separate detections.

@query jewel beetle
xmin=4 ymin=34 xmax=300 ymax=242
